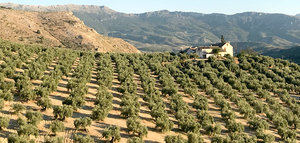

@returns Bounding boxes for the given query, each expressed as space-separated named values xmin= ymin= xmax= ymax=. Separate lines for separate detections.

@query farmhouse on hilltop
xmin=183 ymin=36 xmax=233 ymax=58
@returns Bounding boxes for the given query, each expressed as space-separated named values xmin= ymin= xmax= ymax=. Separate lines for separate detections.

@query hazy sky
xmin=0 ymin=0 xmax=299 ymax=15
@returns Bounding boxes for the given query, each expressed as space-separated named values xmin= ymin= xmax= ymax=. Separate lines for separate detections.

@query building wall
xmin=222 ymin=43 xmax=233 ymax=56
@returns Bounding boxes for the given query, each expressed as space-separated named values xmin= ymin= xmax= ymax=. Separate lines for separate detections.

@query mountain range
xmin=1 ymin=3 xmax=299 ymax=62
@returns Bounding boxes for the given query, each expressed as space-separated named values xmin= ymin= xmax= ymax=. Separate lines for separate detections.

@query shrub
xmin=260 ymin=134 xmax=275 ymax=143
xmin=0 ymin=98 xmax=4 ymax=109
xmin=192 ymin=95 xmax=208 ymax=110
xmin=74 ymin=117 xmax=92 ymax=131
xmin=12 ymin=103 xmax=25 ymax=115
xmin=225 ymin=120 xmax=244 ymax=133
xmin=126 ymin=116 xmax=148 ymax=138
xmin=102 ymin=126 xmax=121 ymax=143
xmin=155 ymin=114 xmax=174 ymax=132
xmin=187 ymin=132 xmax=204 ymax=143
xmin=177 ymin=112 xmax=200 ymax=133
xmin=164 ymin=135 xmax=186 ymax=143
xmin=248 ymin=117 xmax=269 ymax=132
xmin=196 ymin=110 xmax=214 ymax=127
xmin=50 ymin=120 xmax=65 ymax=135
xmin=73 ymin=134 xmax=94 ymax=143
xmin=0 ymin=116 xmax=9 ymax=130
xmin=25 ymin=110 xmax=42 ymax=125
xmin=277 ymin=127 xmax=296 ymax=142
xmin=53 ymin=105 xmax=74 ymax=120
xmin=204 ymin=124 xmax=222 ymax=136
xmin=17 ymin=124 xmax=39 ymax=137
xmin=37 ymin=97 xmax=52 ymax=111
xmin=127 ymin=137 xmax=144 ymax=143
xmin=16 ymin=117 xmax=26 ymax=127
xmin=91 ymin=104 xmax=112 ymax=121
xmin=211 ymin=135 xmax=230 ymax=143
xmin=7 ymin=134 xmax=34 ymax=143
xmin=44 ymin=136 xmax=64 ymax=143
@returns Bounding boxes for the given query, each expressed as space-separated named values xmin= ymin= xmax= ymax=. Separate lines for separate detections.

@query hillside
xmin=0 ymin=7 xmax=140 ymax=53
xmin=1 ymin=3 xmax=299 ymax=53
xmin=264 ymin=46 xmax=300 ymax=64
xmin=0 ymin=39 xmax=299 ymax=142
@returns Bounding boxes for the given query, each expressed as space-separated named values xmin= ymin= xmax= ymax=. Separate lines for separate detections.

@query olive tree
xmin=25 ymin=110 xmax=42 ymax=126
xmin=164 ymin=135 xmax=186 ymax=143
xmin=126 ymin=116 xmax=148 ymax=138
xmin=53 ymin=105 xmax=73 ymax=121
xmin=11 ymin=103 xmax=25 ymax=115
xmin=102 ymin=126 xmax=121 ymax=143
xmin=50 ymin=120 xmax=65 ymax=135
xmin=73 ymin=134 xmax=94 ymax=143
xmin=74 ymin=117 xmax=92 ymax=131
xmin=17 ymin=124 xmax=39 ymax=137
xmin=0 ymin=116 xmax=9 ymax=130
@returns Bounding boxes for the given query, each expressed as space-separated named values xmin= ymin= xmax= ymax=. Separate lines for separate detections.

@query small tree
xmin=102 ymin=126 xmax=121 ymax=143
xmin=187 ymin=132 xmax=204 ymax=143
xmin=164 ymin=135 xmax=186 ymax=143
xmin=73 ymin=134 xmax=94 ymax=143
xmin=12 ymin=103 xmax=25 ymax=115
xmin=74 ymin=117 xmax=92 ymax=131
xmin=44 ymin=136 xmax=64 ymax=143
xmin=0 ymin=98 xmax=4 ymax=109
xmin=126 ymin=116 xmax=148 ymax=138
xmin=8 ymin=134 xmax=34 ymax=143
xmin=0 ymin=116 xmax=9 ymax=130
xmin=204 ymin=124 xmax=222 ymax=136
xmin=17 ymin=124 xmax=39 ymax=137
xmin=50 ymin=120 xmax=65 ymax=135
xmin=53 ymin=105 xmax=73 ymax=121
xmin=91 ymin=105 xmax=111 ymax=121
xmin=25 ymin=110 xmax=42 ymax=126
xmin=127 ymin=137 xmax=144 ymax=143
xmin=37 ymin=97 xmax=52 ymax=111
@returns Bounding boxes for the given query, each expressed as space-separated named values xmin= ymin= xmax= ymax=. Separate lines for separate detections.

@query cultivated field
xmin=0 ymin=40 xmax=299 ymax=143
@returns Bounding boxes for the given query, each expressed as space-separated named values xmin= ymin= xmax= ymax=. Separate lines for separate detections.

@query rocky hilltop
xmin=0 ymin=7 xmax=140 ymax=53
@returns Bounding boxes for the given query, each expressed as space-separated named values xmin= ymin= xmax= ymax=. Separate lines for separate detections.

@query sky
xmin=0 ymin=0 xmax=299 ymax=15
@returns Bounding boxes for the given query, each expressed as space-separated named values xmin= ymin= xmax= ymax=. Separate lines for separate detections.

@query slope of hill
xmin=2 ymin=3 xmax=299 ymax=53
xmin=264 ymin=46 xmax=300 ymax=64
xmin=0 ymin=39 xmax=299 ymax=142
xmin=0 ymin=7 xmax=140 ymax=53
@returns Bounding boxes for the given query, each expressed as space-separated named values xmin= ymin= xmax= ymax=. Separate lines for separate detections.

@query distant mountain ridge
xmin=1 ymin=3 xmax=300 ymax=54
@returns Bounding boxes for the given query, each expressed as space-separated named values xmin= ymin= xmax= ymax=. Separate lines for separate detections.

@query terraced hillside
xmin=0 ymin=40 xmax=299 ymax=143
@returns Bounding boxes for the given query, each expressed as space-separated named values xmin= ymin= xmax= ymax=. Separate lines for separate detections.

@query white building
xmin=183 ymin=37 xmax=233 ymax=58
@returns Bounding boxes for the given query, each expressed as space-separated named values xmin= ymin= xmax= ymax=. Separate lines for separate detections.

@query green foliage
xmin=12 ymin=103 xmax=26 ymax=115
xmin=187 ymin=132 xmax=204 ymax=143
xmin=17 ymin=124 xmax=39 ymax=137
xmin=127 ymin=137 xmax=144 ymax=143
xmin=204 ymin=124 xmax=222 ymax=136
xmin=25 ymin=110 xmax=43 ymax=126
xmin=0 ymin=98 xmax=4 ymax=109
xmin=8 ymin=134 xmax=35 ymax=143
xmin=192 ymin=95 xmax=208 ymax=110
xmin=102 ymin=126 xmax=121 ymax=142
xmin=53 ymin=105 xmax=74 ymax=121
xmin=73 ymin=134 xmax=94 ymax=143
xmin=74 ymin=117 xmax=92 ymax=131
xmin=164 ymin=135 xmax=186 ymax=143
xmin=126 ymin=116 xmax=148 ymax=138
xmin=0 ymin=116 xmax=9 ymax=130
xmin=44 ymin=136 xmax=64 ymax=143
xmin=50 ymin=120 xmax=65 ymax=135
xmin=37 ymin=96 xmax=52 ymax=111
xmin=225 ymin=120 xmax=244 ymax=133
